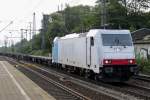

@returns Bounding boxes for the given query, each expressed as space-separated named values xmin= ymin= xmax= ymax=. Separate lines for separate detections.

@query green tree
xmin=119 ymin=0 xmax=150 ymax=14
xmin=2 ymin=3 xmax=150 ymax=55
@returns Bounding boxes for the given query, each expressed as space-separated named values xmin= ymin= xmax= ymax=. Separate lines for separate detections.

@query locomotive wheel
xmin=84 ymin=70 xmax=91 ymax=79
xmin=94 ymin=74 xmax=100 ymax=81
xmin=78 ymin=69 xmax=84 ymax=76
xmin=85 ymin=73 xmax=90 ymax=79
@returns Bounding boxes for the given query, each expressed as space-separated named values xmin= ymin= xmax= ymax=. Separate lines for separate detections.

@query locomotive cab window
xmin=90 ymin=37 xmax=94 ymax=46
xmin=101 ymin=34 xmax=132 ymax=46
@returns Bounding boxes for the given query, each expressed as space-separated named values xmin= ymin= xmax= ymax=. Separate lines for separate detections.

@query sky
xmin=0 ymin=0 xmax=96 ymax=47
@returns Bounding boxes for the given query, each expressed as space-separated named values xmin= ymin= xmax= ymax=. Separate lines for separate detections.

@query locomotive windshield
xmin=102 ymin=34 xmax=132 ymax=46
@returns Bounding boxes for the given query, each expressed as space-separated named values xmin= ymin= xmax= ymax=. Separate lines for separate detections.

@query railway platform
xmin=0 ymin=60 xmax=56 ymax=100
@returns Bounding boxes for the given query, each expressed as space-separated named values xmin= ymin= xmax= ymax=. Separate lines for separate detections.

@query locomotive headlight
xmin=105 ymin=60 xmax=109 ymax=64
xmin=103 ymin=60 xmax=112 ymax=64
xmin=129 ymin=60 xmax=133 ymax=63
xmin=128 ymin=59 xmax=135 ymax=64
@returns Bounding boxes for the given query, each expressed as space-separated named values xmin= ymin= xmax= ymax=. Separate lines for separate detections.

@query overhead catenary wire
xmin=0 ymin=21 xmax=13 ymax=33
xmin=2 ymin=0 xmax=43 ymax=47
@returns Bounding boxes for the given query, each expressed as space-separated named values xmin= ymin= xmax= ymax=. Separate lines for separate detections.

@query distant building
xmin=131 ymin=28 xmax=150 ymax=59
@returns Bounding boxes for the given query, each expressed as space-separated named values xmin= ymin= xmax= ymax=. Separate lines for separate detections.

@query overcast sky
xmin=0 ymin=0 xmax=96 ymax=47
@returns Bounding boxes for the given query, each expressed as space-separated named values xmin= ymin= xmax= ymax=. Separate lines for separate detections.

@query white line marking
xmin=1 ymin=61 xmax=31 ymax=100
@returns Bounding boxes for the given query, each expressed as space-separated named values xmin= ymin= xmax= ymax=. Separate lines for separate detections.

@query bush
xmin=30 ymin=50 xmax=50 ymax=56
xmin=136 ymin=58 xmax=150 ymax=75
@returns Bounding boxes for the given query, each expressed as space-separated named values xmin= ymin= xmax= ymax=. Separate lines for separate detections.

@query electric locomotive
xmin=52 ymin=29 xmax=138 ymax=82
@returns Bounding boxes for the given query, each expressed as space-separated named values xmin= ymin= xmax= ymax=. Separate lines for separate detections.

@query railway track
xmin=25 ymin=63 xmax=150 ymax=100
xmin=4 ymin=57 xmax=146 ymax=100
xmin=110 ymin=83 xmax=150 ymax=99
xmin=132 ymin=74 xmax=150 ymax=82
xmin=10 ymin=61 xmax=90 ymax=100
xmin=4 ymin=56 xmax=150 ymax=100
xmin=5 ymin=57 xmax=118 ymax=100
xmin=22 ymin=62 xmax=150 ymax=100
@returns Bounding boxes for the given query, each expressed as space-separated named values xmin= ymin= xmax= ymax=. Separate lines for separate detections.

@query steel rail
xmin=9 ymin=58 xmax=91 ymax=100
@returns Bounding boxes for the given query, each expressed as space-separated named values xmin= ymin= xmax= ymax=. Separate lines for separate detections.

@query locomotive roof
xmin=87 ymin=29 xmax=130 ymax=36
xmin=60 ymin=33 xmax=79 ymax=39
xmin=58 ymin=29 xmax=130 ymax=39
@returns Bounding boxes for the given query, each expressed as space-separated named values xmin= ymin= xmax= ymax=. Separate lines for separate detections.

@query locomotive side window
xmin=90 ymin=37 xmax=94 ymax=46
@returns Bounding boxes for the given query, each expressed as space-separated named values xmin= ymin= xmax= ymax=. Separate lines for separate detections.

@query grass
xmin=136 ymin=58 xmax=150 ymax=75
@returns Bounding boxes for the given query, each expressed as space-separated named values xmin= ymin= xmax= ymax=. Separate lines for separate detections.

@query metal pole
xmin=32 ymin=12 xmax=36 ymax=37
xmin=25 ymin=29 xmax=28 ymax=40
xmin=29 ymin=22 xmax=32 ymax=40
xmin=21 ymin=29 xmax=23 ymax=40
xmin=41 ymin=15 xmax=49 ymax=50
xmin=32 ymin=12 xmax=36 ymax=49
xmin=28 ymin=22 xmax=32 ymax=50
xmin=4 ymin=37 xmax=8 ymax=52
xmin=101 ymin=0 xmax=107 ymax=27
xmin=20 ymin=29 xmax=23 ymax=53
xmin=9 ymin=32 xmax=13 ymax=52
